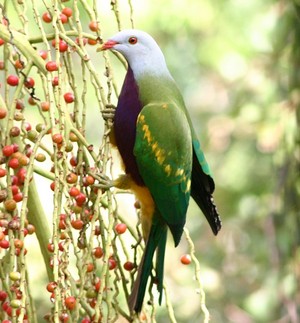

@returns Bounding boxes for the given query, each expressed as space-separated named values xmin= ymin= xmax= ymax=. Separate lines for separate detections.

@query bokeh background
xmin=1 ymin=0 xmax=299 ymax=322
xmin=123 ymin=1 xmax=299 ymax=322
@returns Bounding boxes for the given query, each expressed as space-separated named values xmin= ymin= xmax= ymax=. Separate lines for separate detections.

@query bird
xmin=99 ymin=29 xmax=221 ymax=313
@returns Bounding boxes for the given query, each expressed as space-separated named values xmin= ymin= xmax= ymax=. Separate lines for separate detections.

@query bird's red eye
xmin=128 ymin=36 xmax=138 ymax=45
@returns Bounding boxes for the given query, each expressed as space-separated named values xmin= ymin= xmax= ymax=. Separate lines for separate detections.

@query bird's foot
xmin=89 ymin=171 xmax=113 ymax=190
xmin=101 ymin=104 xmax=116 ymax=121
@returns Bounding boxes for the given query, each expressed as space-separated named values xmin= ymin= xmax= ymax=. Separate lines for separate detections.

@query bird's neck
xmin=133 ymin=69 xmax=184 ymax=107
xmin=127 ymin=49 xmax=173 ymax=81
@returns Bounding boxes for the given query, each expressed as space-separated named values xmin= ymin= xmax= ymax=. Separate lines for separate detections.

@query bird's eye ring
xmin=128 ymin=36 xmax=138 ymax=45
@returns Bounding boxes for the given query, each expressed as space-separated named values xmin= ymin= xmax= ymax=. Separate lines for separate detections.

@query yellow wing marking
xmin=137 ymin=112 xmax=189 ymax=180
xmin=142 ymin=124 xmax=152 ymax=144
xmin=175 ymin=168 xmax=184 ymax=177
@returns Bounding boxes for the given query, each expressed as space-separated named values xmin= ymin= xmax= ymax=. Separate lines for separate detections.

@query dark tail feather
xmin=156 ymin=227 xmax=167 ymax=305
xmin=128 ymin=221 xmax=167 ymax=313
xmin=191 ymin=149 xmax=222 ymax=235
xmin=191 ymin=182 xmax=221 ymax=235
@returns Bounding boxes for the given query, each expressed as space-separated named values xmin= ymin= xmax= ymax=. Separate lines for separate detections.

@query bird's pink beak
xmin=97 ymin=40 xmax=119 ymax=51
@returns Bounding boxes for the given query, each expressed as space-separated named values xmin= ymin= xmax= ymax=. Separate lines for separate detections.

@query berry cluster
xmin=0 ymin=2 xmax=163 ymax=322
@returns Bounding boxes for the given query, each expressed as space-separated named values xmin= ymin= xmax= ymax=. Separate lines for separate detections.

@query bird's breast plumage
xmin=114 ymin=66 xmax=144 ymax=186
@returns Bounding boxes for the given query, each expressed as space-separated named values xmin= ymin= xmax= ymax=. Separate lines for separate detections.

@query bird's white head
xmin=100 ymin=29 xmax=171 ymax=79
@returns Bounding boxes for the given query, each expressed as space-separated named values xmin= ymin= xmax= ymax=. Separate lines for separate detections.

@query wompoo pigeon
xmin=99 ymin=29 xmax=221 ymax=313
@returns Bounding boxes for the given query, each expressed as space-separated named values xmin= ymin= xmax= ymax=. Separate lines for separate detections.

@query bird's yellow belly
xmin=114 ymin=174 xmax=154 ymax=241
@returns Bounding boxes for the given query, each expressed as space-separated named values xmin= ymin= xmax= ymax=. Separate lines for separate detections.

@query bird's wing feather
xmin=134 ymin=101 xmax=192 ymax=246
xmin=177 ymin=97 xmax=222 ymax=234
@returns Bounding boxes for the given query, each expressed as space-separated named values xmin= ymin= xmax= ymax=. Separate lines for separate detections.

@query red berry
xmin=86 ymin=263 xmax=94 ymax=272
xmin=0 ymin=38 xmax=5 ymax=46
xmin=62 ymin=7 xmax=72 ymax=17
xmin=58 ymin=241 xmax=65 ymax=251
xmin=50 ymin=182 xmax=55 ymax=191
xmin=0 ymin=239 xmax=10 ymax=249
xmin=2 ymin=145 xmax=14 ymax=157
xmin=14 ymin=59 xmax=24 ymax=69
xmin=59 ymin=13 xmax=68 ymax=24
xmin=75 ymin=37 xmax=88 ymax=46
xmin=52 ymin=39 xmax=68 ymax=52
xmin=108 ymin=257 xmax=117 ymax=270
xmin=11 ymin=175 xmax=19 ymax=186
xmin=2 ymin=301 xmax=10 ymax=311
xmin=16 ymin=167 xmax=27 ymax=184
xmin=180 ymin=254 xmax=192 ymax=265
xmin=94 ymin=278 xmax=101 ymax=292
xmin=38 ymin=49 xmax=48 ymax=60
xmin=83 ymin=175 xmax=95 ymax=186
xmin=0 ymin=290 xmax=8 ymax=302
xmin=46 ymin=61 xmax=58 ymax=72
xmin=59 ymin=220 xmax=66 ymax=230
xmin=93 ymin=247 xmax=103 ymax=259
xmin=13 ymin=192 xmax=23 ymax=203
xmin=115 ymin=223 xmax=127 ymax=234
xmin=71 ymin=219 xmax=84 ymax=230
xmin=88 ymin=38 xmax=98 ymax=46
xmin=24 ymin=77 xmax=35 ymax=88
xmin=0 ymin=168 xmax=7 ymax=177
xmin=75 ymin=193 xmax=86 ymax=206
xmin=69 ymin=156 xmax=77 ymax=167
xmin=46 ymin=281 xmax=57 ymax=293
xmin=24 ymin=122 xmax=32 ymax=131
xmin=52 ymin=133 xmax=63 ymax=144
xmin=28 ymin=98 xmax=36 ymax=108
xmin=60 ymin=214 xmax=67 ymax=221
xmin=47 ymin=243 xmax=54 ymax=252
xmin=11 ymin=185 xmax=19 ymax=195
xmin=14 ymin=239 xmax=24 ymax=249
xmin=89 ymin=21 xmax=98 ymax=32
xmin=66 ymin=172 xmax=78 ymax=184
xmin=8 ymin=157 xmax=20 ymax=169
xmin=42 ymin=12 xmax=52 ymax=23
xmin=7 ymin=75 xmax=19 ymax=86
xmin=64 ymin=92 xmax=74 ymax=103
xmin=41 ymin=101 xmax=50 ymax=111
xmin=69 ymin=186 xmax=80 ymax=197
xmin=52 ymin=76 xmax=59 ymax=86
xmin=123 ymin=261 xmax=135 ymax=271
xmin=15 ymin=99 xmax=24 ymax=110
xmin=60 ymin=313 xmax=69 ymax=323
xmin=0 ymin=107 xmax=7 ymax=119
xmin=65 ymin=296 xmax=76 ymax=310
xmin=12 ymin=143 xmax=19 ymax=153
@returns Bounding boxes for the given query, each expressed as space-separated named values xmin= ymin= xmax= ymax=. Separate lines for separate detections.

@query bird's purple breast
xmin=114 ymin=66 xmax=144 ymax=186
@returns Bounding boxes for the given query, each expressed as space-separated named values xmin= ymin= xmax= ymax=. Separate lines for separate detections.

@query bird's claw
xmin=89 ymin=171 xmax=113 ymax=190
xmin=101 ymin=104 xmax=116 ymax=121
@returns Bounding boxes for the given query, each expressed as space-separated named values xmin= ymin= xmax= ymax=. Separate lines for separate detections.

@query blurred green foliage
xmin=131 ymin=0 xmax=299 ymax=322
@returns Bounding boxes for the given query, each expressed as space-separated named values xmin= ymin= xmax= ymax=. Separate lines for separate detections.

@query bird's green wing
xmin=134 ymin=101 xmax=192 ymax=246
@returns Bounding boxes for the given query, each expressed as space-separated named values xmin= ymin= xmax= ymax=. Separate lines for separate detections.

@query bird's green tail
xmin=128 ymin=214 xmax=167 ymax=313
